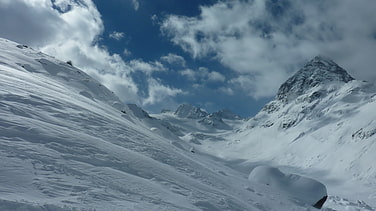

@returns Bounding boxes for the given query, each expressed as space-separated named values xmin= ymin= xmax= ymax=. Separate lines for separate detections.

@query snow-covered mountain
xmin=276 ymin=56 xmax=355 ymax=104
xmin=174 ymin=104 xmax=209 ymax=119
xmin=158 ymin=104 xmax=243 ymax=130
xmin=152 ymin=104 xmax=245 ymax=146
xmin=212 ymin=109 xmax=242 ymax=120
xmin=1 ymin=37 xmax=375 ymax=210
xmin=0 ymin=38 xmax=330 ymax=210
xmin=192 ymin=56 xmax=376 ymax=210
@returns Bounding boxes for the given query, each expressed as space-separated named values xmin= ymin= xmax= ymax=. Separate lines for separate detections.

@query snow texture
xmin=155 ymin=55 xmax=376 ymax=210
xmin=1 ymin=37 xmax=375 ymax=211
xmin=248 ymin=166 xmax=327 ymax=207
xmin=0 ymin=37 xmax=316 ymax=211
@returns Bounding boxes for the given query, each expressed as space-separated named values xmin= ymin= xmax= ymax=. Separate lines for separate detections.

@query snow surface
xmin=248 ymin=166 xmax=327 ymax=207
xmin=1 ymin=37 xmax=375 ymax=211
xmin=164 ymin=58 xmax=376 ymax=210
xmin=0 ymin=38 xmax=325 ymax=210
xmin=154 ymin=57 xmax=376 ymax=211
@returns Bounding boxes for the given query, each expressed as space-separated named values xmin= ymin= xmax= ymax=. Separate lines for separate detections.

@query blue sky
xmin=1 ymin=0 xmax=376 ymax=117
xmin=91 ymin=0 xmax=269 ymax=116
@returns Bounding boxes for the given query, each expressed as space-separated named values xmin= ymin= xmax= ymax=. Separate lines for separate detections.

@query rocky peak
xmin=199 ymin=114 xmax=232 ymax=130
xmin=276 ymin=56 xmax=354 ymax=102
xmin=212 ymin=109 xmax=242 ymax=120
xmin=174 ymin=104 xmax=208 ymax=119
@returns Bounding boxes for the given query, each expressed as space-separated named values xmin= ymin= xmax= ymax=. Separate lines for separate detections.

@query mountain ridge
xmin=277 ymin=56 xmax=355 ymax=103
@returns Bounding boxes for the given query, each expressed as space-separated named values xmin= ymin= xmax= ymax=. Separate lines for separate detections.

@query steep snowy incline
xmin=194 ymin=56 xmax=376 ymax=209
xmin=0 ymin=38 xmax=315 ymax=210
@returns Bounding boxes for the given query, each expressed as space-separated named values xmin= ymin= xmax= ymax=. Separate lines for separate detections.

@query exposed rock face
xmin=277 ymin=56 xmax=354 ymax=103
xmin=174 ymin=104 xmax=208 ymax=119
xmin=258 ymin=56 xmax=356 ymax=128
xmin=199 ymin=114 xmax=231 ymax=130
xmin=212 ymin=109 xmax=242 ymax=120
xmin=313 ymin=195 xmax=328 ymax=209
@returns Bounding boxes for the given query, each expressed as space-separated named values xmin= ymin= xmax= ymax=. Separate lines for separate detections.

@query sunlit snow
xmin=1 ymin=37 xmax=375 ymax=211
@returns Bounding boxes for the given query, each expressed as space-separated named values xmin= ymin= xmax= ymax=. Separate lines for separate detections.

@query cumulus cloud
xmin=180 ymin=69 xmax=197 ymax=80
xmin=207 ymin=71 xmax=225 ymax=82
xmin=123 ymin=48 xmax=132 ymax=57
xmin=162 ymin=0 xmax=376 ymax=98
xmin=160 ymin=53 xmax=186 ymax=66
xmin=129 ymin=59 xmax=166 ymax=75
xmin=179 ymin=67 xmax=226 ymax=83
xmin=109 ymin=31 xmax=125 ymax=40
xmin=142 ymin=78 xmax=183 ymax=106
xmin=219 ymin=87 xmax=234 ymax=96
xmin=0 ymin=0 xmax=181 ymax=107
xmin=0 ymin=0 xmax=64 ymax=46
xmin=131 ymin=0 xmax=139 ymax=11
xmin=151 ymin=14 xmax=159 ymax=25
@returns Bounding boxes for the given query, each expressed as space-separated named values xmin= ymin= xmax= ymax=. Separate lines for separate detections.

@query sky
xmin=0 ymin=0 xmax=376 ymax=117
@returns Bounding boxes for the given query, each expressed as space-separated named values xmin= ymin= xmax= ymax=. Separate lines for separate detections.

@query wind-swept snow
xmin=1 ymin=37 xmax=375 ymax=210
xmin=0 ymin=38 xmax=321 ymax=210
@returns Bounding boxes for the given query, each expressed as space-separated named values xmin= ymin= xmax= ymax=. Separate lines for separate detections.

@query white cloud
xmin=151 ymin=14 xmax=159 ymax=25
xmin=109 ymin=31 xmax=125 ymax=40
xmin=0 ymin=0 xmax=181 ymax=107
xmin=123 ymin=48 xmax=132 ymax=57
xmin=129 ymin=59 xmax=166 ymax=75
xmin=219 ymin=87 xmax=234 ymax=96
xmin=229 ymin=72 xmax=286 ymax=99
xmin=180 ymin=69 xmax=196 ymax=80
xmin=0 ymin=0 xmax=64 ymax=46
xmin=142 ymin=78 xmax=183 ymax=106
xmin=181 ymin=67 xmax=226 ymax=83
xmin=131 ymin=0 xmax=139 ymax=11
xmin=160 ymin=53 xmax=186 ymax=66
xmin=162 ymin=0 xmax=376 ymax=98
xmin=207 ymin=71 xmax=225 ymax=82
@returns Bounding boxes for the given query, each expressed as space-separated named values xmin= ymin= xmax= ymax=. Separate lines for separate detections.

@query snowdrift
xmin=248 ymin=166 xmax=327 ymax=208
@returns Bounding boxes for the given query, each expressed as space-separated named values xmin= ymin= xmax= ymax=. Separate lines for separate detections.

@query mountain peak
xmin=305 ymin=56 xmax=350 ymax=74
xmin=174 ymin=104 xmax=208 ymax=119
xmin=276 ymin=56 xmax=354 ymax=102
xmin=310 ymin=55 xmax=336 ymax=65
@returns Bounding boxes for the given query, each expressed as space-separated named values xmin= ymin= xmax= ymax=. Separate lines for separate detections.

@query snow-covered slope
xmin=0 ymin=38 xmax=324 ymax=210
xmin=248 ymin=166 xmax=327 ymax=209
xmin=193 ymin=56 xmax=376 ymax=209
xmin=2 ymin=37 xmax=375 ymax=210
xmin=152 ymin=105 xmax=245 ymax=146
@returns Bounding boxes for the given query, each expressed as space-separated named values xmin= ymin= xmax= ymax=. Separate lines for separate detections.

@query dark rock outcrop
xmin=277 ymin=56 xmax=354 ymax=103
